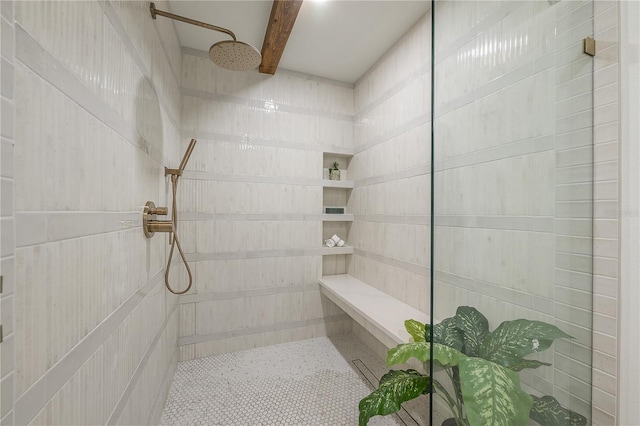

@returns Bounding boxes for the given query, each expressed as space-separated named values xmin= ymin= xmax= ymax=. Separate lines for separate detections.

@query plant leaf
xmin=358 ymin=369 xmax=429 ymax=426
xmin=529 ymin=395 xmax=588 ymax=426
xmin=405 ymin=319 xmax=426 ymax=342
xmin=387 ymin=342 xmax=430 ymax=365
xmin=424 ymin=323 xmax=433 ymax=342
xmin=433 ymin=317 xmax=465 ymax=352
xmin=507 ymin=359 xmax=552 ymax=371
xmin=387 ymin=342 xmax=465 ymax=367
xmin=455 ymin=306 xmax=490 ymax=357
xmin=480 ymin=319 xmax=570 ymax=370
xmin=459 ymin=357 xmax=533 ymax=426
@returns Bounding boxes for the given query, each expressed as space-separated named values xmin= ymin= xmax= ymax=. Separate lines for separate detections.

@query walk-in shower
xmin=7 ymin=0 xmax=615 ymax=425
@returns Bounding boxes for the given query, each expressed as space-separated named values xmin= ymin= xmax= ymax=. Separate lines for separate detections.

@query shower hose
xmin=165 ymin=173 xmax=192 ymax=294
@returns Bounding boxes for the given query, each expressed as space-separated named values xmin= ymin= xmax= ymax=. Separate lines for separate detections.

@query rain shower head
xmin=150 ymin=3 xmax=262 ymax=72
xmin=209 ymin=41 xmax=262 ymax=72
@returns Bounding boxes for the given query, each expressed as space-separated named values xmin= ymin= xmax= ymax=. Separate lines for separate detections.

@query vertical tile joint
xmin=0 ymin=275 xmax=3 ymax=342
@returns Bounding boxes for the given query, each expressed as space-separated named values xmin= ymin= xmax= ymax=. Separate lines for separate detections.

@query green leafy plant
xmin=358 ymin=306 xmax=588 ymax=426
xmin=330 ymin=161 xmax=340 ymax=171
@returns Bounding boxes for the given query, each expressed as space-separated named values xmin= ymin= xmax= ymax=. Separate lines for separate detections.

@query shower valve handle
xmin=143 ymin=201 xmax=173 ymax=238
xmin=149 ymin=206 xmax=168 ymax=215
xmin=147 ymin=220 xmax=173 ymax=234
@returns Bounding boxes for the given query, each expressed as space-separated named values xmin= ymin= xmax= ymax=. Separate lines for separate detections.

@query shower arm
xmin=150 ymin=2 xmax=237 ymax=41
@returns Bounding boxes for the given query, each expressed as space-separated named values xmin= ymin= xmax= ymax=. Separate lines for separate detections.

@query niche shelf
xmin=322 ymin=180 xmax=354 ymax=189
xmin=321 ymin=214 xmax=354 ymax=222
xmin=320 ymin=246 xmax=354 ymax=256
xmin=322 ymin=152 xmax=353 ymax=276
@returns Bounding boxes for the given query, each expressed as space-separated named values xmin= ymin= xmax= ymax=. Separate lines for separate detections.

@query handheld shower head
xmin=165 ymin=139 xmax=197 ymax=178
xmin=178 ymin=139 xmax=197 ymax=173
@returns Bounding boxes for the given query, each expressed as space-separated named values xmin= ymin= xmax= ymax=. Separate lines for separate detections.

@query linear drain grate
xmin=352 ymin=359 xmax=422 ymax=426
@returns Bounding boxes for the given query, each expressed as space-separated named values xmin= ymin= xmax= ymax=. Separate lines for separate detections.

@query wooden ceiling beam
xmin=259 ymin=0 xmax=303 ymax=75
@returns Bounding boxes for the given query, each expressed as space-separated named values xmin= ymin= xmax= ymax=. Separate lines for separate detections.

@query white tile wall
xmin=193 ymin=257 xmax=320 ymax=294
xmin=9 ymin=0 xmax=183 ymax=424
xmin=177 ymin=51 xmax=354 ymax=361
xmin=591 ymin=1 xmax=621 ymax=424
xmin=0 ymin=1 xmax=15 ymax=424
xmin=618 ymin=1 xmax=640 ymax=424
xmin=350 ymin=10 xmax=432 ymax=312
xmin=349 ymin=34 xmax=432 ymax=308
xmin=349 ymin=1 xmax=622 ymax=424
xmin=430 ymin=0 xmax=597 ymax=421
xmin=179 ymin=180 xmax=323 ymax=215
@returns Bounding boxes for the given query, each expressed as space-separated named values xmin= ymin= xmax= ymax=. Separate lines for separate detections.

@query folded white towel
xmin=331 ymin=234 xmax=341 ymax=244
xmin=337 ymin=239 xmax=345 ymax=247
xmin=325 ymin=239 xmax=336 ymax=248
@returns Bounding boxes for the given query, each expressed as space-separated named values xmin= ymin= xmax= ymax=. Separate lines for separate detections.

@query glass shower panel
xmin=432 ymin=1 xmax=594 ymax=425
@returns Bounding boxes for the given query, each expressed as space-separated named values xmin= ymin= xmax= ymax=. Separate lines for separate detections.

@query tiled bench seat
xmin=319 ymin=274 xmax=430 ymax=349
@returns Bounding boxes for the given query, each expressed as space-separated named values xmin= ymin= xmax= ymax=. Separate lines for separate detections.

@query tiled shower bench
xmin=318 ymin=274 xmax=430 ymax=350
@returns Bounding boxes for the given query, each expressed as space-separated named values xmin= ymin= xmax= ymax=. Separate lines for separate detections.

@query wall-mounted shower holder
xmin=143 ymin=201 xmax=172 ymax=238
xmin=165 ymin=167 xmax=182 ymax=177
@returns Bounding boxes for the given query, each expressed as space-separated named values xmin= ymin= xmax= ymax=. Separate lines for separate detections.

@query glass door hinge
xmin=584 ymin=37 xmax=596 ymax=56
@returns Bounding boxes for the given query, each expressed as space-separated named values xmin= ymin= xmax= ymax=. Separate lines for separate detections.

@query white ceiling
xmin=166 ymin=1 xmax=431 ymax=84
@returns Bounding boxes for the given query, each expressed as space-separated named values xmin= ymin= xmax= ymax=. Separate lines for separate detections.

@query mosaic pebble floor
xmin=160 ymin=334 xmax=429 ymax=425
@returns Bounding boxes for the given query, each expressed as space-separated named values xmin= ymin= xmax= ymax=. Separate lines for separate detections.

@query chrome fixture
xmin=144 ymin=139 xmax=198 ymax=295
xmin=150 ymin=3 xmax=262 ymax=71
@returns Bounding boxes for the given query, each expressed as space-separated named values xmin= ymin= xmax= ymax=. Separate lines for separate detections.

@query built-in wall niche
xmin=322 ymin=184 xmax=353 ymax=265
xmin=322 ymin=151 xmax=353 ymax=216
xmin=321 ymin=219 xmax=353 ymax=276
xmin=322 ymin=153 xmax=352 ymax=181
xmin=323 ymin=187 xmax=352 ymax=215
xmin=323 ymin=221 xmax=352 ymax=244
xmin=321 ymin=151 xmax=353 ymax=276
